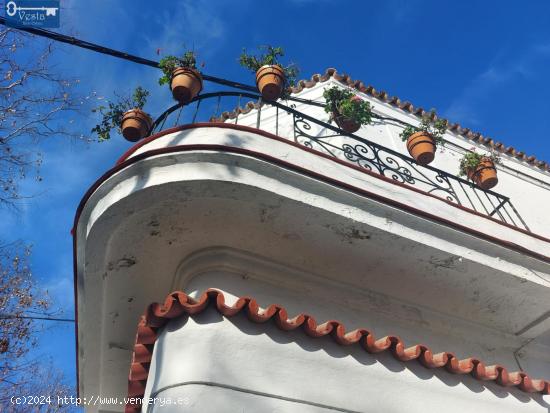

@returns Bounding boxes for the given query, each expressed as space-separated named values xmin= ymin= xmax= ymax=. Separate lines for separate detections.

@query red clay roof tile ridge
xmin=289 ymin=68 xmax=549 ymax=173
xmin=124 ymin=288 xmax=550 ymax=412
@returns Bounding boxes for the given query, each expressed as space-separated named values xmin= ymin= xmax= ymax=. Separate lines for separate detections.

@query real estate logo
xmin=5 ymin=0 xmax=60 ymax=28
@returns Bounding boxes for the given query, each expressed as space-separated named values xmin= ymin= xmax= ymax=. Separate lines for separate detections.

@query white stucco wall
xmin=142 ymin=255 xmax=550 ymax=413
xmin=75 ymin=80 xmax=550 ymax=412
xmin=146 ymin=314 xmax=547 ymax=413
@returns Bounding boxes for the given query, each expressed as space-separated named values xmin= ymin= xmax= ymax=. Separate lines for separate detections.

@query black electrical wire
xmin=0 ymin=16 xmax=258 ymax=92
xmin=0 ymin=17 xmax=339 ymax=108
xmin=0 ymin=314 xmax=75 ymax=323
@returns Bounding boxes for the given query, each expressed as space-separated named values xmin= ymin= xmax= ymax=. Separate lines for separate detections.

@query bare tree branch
xmin=0 ymin=28 xmax=93 ymax=207
xmin=0 ymin=241 xmax=74 ymax=412
xmin=0 ymin=28 xmax=87 ymax=411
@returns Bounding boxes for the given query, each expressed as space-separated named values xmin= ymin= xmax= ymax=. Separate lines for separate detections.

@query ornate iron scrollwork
xmin=293 ymin=115 xmax=460 ymax=204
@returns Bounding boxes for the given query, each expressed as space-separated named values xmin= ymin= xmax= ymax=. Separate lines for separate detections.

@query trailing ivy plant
xmin=459 ymin=149 xmax=501 ymax=177
xmin=158 ymin=50 xmax=198 ymax=86
xmin=323 ymin=86 xmax=373 ymax=126
xmin=400 ymin=110 xmax=448 ymax=146
xmin=238 ymin=45 xmax=299 ymax=99
xmin=91 ymin=86 xmax=149 ymax=141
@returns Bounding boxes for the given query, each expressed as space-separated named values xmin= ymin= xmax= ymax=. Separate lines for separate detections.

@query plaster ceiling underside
xmin=87 ymin=179 xmax=550 ymax=334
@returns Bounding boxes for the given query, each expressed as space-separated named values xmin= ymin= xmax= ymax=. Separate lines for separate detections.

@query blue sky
xmin=5 ymin=0 xmax=550 ymax=401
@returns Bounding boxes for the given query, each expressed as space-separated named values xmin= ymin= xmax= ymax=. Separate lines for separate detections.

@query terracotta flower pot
xmin=121 ymin=109 xmax=152 ymax=142
xmin=333 ymin=112 xmax=360 ymax=134
xmin=472 ymin=157 xmax=498 ymax=190
xmin=170 ymin=67 xmax=203 ymax=104
xmin=406 ymin=131 xmax=436 ymax=165
xmin=255 ymin=65 xmax=285 ymax=101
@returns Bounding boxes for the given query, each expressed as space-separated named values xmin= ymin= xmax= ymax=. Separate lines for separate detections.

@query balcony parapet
xmin=144 ymin=91 xmax=530 ymax=233
xmin=115 ymin=122 xmax=550 ymax=265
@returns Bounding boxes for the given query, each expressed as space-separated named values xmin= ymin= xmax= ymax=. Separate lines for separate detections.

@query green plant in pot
xmin=159 ymin=50 xmax=203 ymax=104
xmin=91 ymin=86 xmax=152 ymax=142
xmin=239 ymin=45 xmax=299 ymax=101
xmin=459 ymin=149 xmax=500 ymax=190
xmin=323 ymin=86 xmax=373 ymax=134
xmin=400 ymin=111 xmax=447 ymax=165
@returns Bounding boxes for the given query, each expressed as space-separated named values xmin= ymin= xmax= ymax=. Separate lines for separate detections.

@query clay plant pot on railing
xmin=159 ymin=51 xmax=203 ymax=104
xmin=91 ymin=86 xmax=152 ymax=142
xmin=399 ymin=111 xmax=447 ymax=166
xmin=323 ymin=86 xmax=373 ymax=134
xmin=459 ymin=150 xmax=500 ymax=190
xmin=239 ymin=45 xmax=299 ymax=101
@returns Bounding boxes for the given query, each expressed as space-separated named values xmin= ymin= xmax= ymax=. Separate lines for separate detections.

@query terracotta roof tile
xmin=124 ymin=289 xmax=550 ymax=412
xmin=288 ymin=68 xmax=549 ymax=172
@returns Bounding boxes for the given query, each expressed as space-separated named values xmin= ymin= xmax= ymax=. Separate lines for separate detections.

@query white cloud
xmin=145 ymin=0 xmax=226 ymax=58
xmin=445 ymin=44 xmax=550 ymax=125
xmin=41 ymin=264 xmax=74 ymax=314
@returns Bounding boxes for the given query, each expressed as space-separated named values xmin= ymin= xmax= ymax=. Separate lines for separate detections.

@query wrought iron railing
xmin=150 ymin=91 xmax=530 ymax=232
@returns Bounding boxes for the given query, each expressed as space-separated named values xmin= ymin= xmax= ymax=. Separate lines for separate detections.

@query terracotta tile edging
xmin=124 ymin=288 xmax=550 ymax=412
xmin=216 ymin=68 xmax=549 ymax=173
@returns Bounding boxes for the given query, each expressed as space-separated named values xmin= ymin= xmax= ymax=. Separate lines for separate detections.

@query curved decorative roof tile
xmin=124 ymin=289 xmax=550 ymax=413
xmin=215 ymin=69 xmax=550 ymax=172
xmin=289 ymin=68 xmax=549 ymax=172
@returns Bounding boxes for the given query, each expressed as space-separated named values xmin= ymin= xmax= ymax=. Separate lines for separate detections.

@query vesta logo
xmin=4 ymin=0 xmax=60 ymax=28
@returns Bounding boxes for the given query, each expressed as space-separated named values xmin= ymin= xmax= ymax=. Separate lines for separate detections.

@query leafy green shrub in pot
xmin=459 ymin=150 xmax=500 ymax=190
xmin=92 ymin=86 xmax=152 ymax=142
xmin=159 ymin=50 xmax=203 ymax=104
xmin=323 ymin=86 xmax=372 ymax=133
xmin=239 ymin=46 xmax=299 ymax=101
xmin=399 ymin=111 xmax=447 ymax=165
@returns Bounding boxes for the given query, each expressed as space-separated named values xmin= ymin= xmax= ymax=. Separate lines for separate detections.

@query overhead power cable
xmin=0 ymin=17 xmax=339 ymax=108
xmin=0 ymin=16 xmax=258 ymax=92
xmin=0 ymin=18 xmax=334 ymax=115
xmin=0 ymin=313 xmax=75 ymax=323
